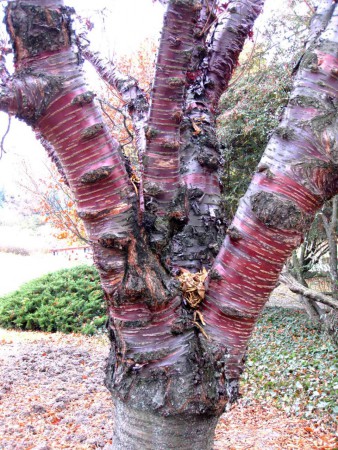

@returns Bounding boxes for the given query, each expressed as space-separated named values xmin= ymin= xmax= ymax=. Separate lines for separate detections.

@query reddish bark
xmin=143 ymin=0 xmax=203 ymax=209
xmin=167 ymin=0 xmax=264 ymax=271
xmin=4 ymin=1 xmax=136 ymax=296
xmin=1 ymin=0 xmax=338 ymax=448
xmin=203 ymin=0 xmax=338 ymax=378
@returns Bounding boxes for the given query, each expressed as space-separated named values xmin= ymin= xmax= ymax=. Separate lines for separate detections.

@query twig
xmin=0 ymin=114 xmax=11 ymax=159
xmin=303 ymin=0 xmax=315 ymax=14
xmin=280 ymin=271 xmax=338 ymax=310
xmin=98 ymin=99 xmax=134 ymax=148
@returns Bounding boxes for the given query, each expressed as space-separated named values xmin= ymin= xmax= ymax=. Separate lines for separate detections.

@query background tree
xmin=282 ymin=195 xmax=338 ymax=344
xmin=0 ymin=1 xmax=337 ymax=449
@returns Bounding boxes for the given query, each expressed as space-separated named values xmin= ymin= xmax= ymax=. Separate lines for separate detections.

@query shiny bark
xmin=203 ymin=0 xmax=338 ymax=379
xmin=143 ymin=0 xmax=202 ymax=212
xmin=167 ymin=0 xmax=263 ymax=272
xmin=4 ymin=0 xmax=136 ymax=297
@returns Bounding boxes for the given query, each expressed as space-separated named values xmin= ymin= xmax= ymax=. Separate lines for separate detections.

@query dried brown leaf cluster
xmin=177 ymin=268 xmax=208 ymax=308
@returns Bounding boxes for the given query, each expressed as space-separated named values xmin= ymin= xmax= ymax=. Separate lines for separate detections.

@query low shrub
xmin=0 ymin=265 xmax=106 ymax=335
xmin=0 ymin=246 xmax=30 ymax=256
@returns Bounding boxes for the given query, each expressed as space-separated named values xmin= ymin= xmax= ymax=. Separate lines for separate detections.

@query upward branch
xmin=204 ymin=0 xmax=264 ymax=110
xmin=83 ymin=48 xmax=149 ymax=214
xmin=203 ymin=0 xmax=338 ymax=380
xmin=143 ymin=0 xmax=204 ymax=212
xmin=83 ymin=49 xmax=149 ymax=164
xmin=166 ymin=0 xmax=263 ymax=272
xmin=4 ymin=1 xmax=136 ymax=296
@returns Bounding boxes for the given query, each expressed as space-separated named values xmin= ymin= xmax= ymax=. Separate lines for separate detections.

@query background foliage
xmin=244 ymin=308 xmax=338 ymax=426
xmin=218 ymin=1 xmax=312 ymax=218
xmin=0 ymin=265 xmax=106 ymax=335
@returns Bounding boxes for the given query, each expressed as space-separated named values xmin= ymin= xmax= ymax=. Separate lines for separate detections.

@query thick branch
xmin=143 ymin=0 xmax=203 ymax=212
xmin=205 ymin=0 xmax=264 ymax=110
xmin=280 ymin=272 xmax=338 ymax=310
xmin=5 ymin=1 xmax=135 ymax=297
xmin=203 ymin=0 xmax=338 ymax=379
xmin=0 ymin=75 xmax=59 ymax=121
xmin=165 ymin=0 xmax=263 ymax=272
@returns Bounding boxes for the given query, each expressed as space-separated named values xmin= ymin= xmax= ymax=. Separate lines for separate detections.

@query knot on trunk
xmin=98 ymin=232 xmax=131 ymax=250
xmin=251 ymin=191 xmax=313 ymax=232
xmin=80 ymin=166 xmax=114 ymax=184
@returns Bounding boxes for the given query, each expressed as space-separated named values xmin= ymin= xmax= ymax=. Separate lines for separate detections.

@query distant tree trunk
xmin=1 ymin=0 xmax=338 ymax=448
xmin=292 ymin=249 xmax=322 ymax=323
xmin=280 ymin=271 xmax=338 ymax=346
xmin=321 ymin=195 xmax=338 ymax=298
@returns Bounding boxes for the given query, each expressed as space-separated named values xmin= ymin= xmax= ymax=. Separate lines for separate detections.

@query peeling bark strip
xmin=203 ymin=0 xmax=338 ymax=379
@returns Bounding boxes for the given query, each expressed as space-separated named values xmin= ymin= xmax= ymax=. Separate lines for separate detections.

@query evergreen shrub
xmin=0 ymin=265 xmax=106 ymax=335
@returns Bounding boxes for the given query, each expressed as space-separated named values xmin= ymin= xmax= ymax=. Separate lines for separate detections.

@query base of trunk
xmin=112 ymin=398 xmax=219 ymax=450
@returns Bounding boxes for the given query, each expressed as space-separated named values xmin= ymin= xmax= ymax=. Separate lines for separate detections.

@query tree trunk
xmin=292 ymin=248 xmax=322 ymax=323
xmin=321 ymin=195 xmax=338 ymax=298
xmin=112 ymin=398 xmax=218 ymax=450
xmin=1 ymin=0 xmax=338 ymax=448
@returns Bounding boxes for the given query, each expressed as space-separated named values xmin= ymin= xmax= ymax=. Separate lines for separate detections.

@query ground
xmin=0 ymin=328 xmax=337 ymax=450
xmin=0 ymin=252 xmax=336 ymax=449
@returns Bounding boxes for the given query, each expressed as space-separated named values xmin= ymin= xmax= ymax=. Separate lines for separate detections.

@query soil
xmin=0 ymin=327 xmax=337 ymax=450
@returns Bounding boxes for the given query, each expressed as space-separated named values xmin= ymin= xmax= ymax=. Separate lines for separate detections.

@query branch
xmin=280 ymin=272 xmax=338 ymax=310
xmin=204 ymin=0 xmax=264 ymax=109
xmin=82 ymin=49 xmax=148 ymax=156
xmin=83 ymin=47 xmax=148 ymax=214
xmin=5 ymin=1 xmax=135 ymax=296
xmin=143 ymin=0 xmax=204 ymax=211
xmin=0 ymin=114 xmax=11 ymax=159
xmin=0 ymin=75 xmax=62 ymax=124
xmin=165 ymin=0 xmax=263 ymax=272
xmin=0 ymin=46 xmax=10 ymax=85
xmin=202 ymin=0 xmax=338 ymax=379
xmin=98 ymin=99 xmax=134 ymax=149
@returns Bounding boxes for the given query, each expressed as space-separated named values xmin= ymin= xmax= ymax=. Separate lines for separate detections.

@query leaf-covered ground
xmin=0 ymin=308 xmax=337 ymax=450
xmin=243 ymin=308 xmax=338 ymax=427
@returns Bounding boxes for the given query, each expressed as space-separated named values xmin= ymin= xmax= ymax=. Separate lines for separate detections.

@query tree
xmin=282 ymin=194 xmax=338 ymax=344
xmin=0 ymin=0 xmax=337 ymax=448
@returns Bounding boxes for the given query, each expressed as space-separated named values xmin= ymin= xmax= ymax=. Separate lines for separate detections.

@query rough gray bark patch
xmin=251 ymin=191 xmax=313 ymax=231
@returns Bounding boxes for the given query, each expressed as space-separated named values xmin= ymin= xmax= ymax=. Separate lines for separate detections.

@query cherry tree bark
xmin=202 ymin=0 xmax=338 ymax=379
xmin=1 ymin=0 xmax=337 ymax=449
